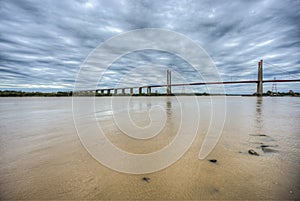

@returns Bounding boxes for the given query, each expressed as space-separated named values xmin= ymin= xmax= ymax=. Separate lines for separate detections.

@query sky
xmin=1 ymin=0 xmax=300 ymax=94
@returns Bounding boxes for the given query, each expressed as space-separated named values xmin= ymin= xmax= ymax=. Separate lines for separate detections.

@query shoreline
xmin=1 ymin=90 xmax=299 ymax=97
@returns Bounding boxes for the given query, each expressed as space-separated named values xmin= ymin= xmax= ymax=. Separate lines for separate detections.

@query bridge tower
xmin=256 ymin=59 xmax=263 ymax=96
xmin=167 ymin=70 xmax=172 ymax=95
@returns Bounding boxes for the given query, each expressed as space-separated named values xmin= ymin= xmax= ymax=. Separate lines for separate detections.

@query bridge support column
xmin=122 ymin=88 xmax=125 ymax=94
xmin=167 ymin=70 xmax=172 ymax=95
xmin=257 ymin=59 xmax=263 ymax=96
xmin=147 ymin=87 xmax=151 ymax=95
xmin=130 ymin=88 xmax=133 ymax=95
xmin=139 ymin=87 xmax=142 ymax=95
xmin=107 ymin=89 xmax=110 ymax=95
xmin=100 ymin=90 xmax=104 ymax=95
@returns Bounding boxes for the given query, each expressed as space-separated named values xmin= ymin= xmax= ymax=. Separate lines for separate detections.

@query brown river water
xmin=0 ymin=96 xmax=299 ymax=200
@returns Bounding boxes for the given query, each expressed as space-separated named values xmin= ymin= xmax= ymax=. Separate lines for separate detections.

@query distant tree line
xmin=0 ymin=90 xmax=72 ymax=97
xmin=253 ymin=90 xmax=300 ymax=97
xmin=0 ymin=90 xmax=299 ymax=97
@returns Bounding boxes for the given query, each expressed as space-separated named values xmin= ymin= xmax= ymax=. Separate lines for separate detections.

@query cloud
xmin=0 ymin=0 xmax=299 ymax=93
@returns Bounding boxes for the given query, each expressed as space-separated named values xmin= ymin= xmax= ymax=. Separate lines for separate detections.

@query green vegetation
xmin=0 ymin=90 xmax=72 ymax=97
xmin=253 ymin=90 xmax=300 ymax=97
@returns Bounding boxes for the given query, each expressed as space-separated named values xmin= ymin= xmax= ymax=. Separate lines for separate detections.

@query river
xmin=0 ymin=96 xmax=299 ymax=200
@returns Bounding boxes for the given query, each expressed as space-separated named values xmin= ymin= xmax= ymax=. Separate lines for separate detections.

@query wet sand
xmin=0 ymin=97 xmax=299 ymax=200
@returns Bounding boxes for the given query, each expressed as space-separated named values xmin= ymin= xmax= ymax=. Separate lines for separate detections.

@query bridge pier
xmin=122 ymin=88 xmax=125 ymax=94
xmin=167 ymin=70 xmax=172 ymax=95
xmin=101 ymin=90 xmax=104 ymax=95
xmin=147 ymin=87 xmax=151 ymax=95
xmin=139 ymin=87 xmax=142 ymax=95
xmin=257 ymin=59 xmax=263 ymax=96
xmin=107 ymin=89 xmax=110 ymax=95
xmin=130 ymin=88 xmax=133 ymax=95
xmin=114 ymin=89 xmax=118 ymax=95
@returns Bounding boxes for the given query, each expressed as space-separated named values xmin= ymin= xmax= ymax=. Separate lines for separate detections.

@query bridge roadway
xmin=91 ymin=79 xmax=300 ymax=95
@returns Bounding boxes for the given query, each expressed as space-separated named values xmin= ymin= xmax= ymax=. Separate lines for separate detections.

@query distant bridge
xmin=80 ymin=60 xmax=299 ymax=96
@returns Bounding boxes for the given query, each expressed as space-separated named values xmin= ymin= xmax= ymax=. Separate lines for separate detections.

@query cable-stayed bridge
xmin=78 ymin=60 xmax=299 ymax=96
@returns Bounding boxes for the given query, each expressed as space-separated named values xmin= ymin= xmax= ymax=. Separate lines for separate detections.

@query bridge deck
xmin=96 ymin=79 xmax=300 ymax=91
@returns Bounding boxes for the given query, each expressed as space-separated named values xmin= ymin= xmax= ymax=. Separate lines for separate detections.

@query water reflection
xmin=166 ymin=98 xmax=172 ymax=118
xmin=165 ymin=97 xmax=177 ymax=140
xmin=255 ymin=97 xmax=263 ymax=133
xmin=147 ymin=102 xmax=152 ymax=110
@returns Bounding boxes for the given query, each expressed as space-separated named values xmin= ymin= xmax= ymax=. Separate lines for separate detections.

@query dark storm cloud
xmin=0 ymin=0 xmax=299 ymax=93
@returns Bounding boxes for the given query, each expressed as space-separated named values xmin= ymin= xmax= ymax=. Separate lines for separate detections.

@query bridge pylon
xmin=167 ymin=70 xmax=172 ymax=95
xmin=256 ymin=59 xmax=263 ymax=96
